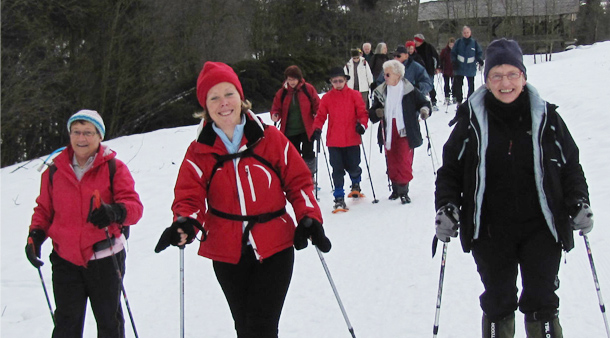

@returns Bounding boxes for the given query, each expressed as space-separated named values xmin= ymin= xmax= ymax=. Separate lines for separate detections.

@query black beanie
xmin=484 ymin=38 xmax=527 ymax=80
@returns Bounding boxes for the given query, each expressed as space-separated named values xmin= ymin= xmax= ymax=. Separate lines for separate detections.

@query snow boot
xmin=305 ymin=157 xmax=316 ymax=177
xmin=395 ymin=183 xmax=410 ymax=204
xmin=482 ymin=313 xmax=515 ymax=338
xmin=348 ymin=183 xmax=364 ymax=198
xmin=432 ymin=104 xmax=439 ymax=112
xmin=524 ymin=311 xmax=562 ymax=338
xmin=332 ymin=197 xmax=348 ymax=213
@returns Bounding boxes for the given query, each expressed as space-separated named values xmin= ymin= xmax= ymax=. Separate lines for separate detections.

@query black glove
xmin=25 ymin=229 xmax=46 ymax=268
xmin=435 ymin=204 xmax=459 ymax=242
xmin=570 ymin=199 xmax=594 ymax=235
xmin=88 ymin=203 xmax=126 ymax=228
xmin=155 ymin=217 xmax=200 ymax=253
xmin=355 ymin=123 xmax=366 ymax=135
xmin=310 ymin=129 xmax=322 ymax=142
xmin=294 ymin=217 xmax=331 ymax=253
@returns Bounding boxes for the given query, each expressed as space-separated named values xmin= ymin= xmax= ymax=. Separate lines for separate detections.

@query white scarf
xmin=384 ymin=80 xmax=405 ymax=150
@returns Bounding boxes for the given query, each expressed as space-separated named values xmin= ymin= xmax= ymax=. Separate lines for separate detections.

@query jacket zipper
xmin=234 ymin=158 xmax=262 ymax=261
xmin=244 ymin=165 xmax=257 ymax=202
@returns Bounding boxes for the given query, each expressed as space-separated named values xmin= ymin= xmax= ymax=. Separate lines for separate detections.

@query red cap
xmin=405 ymin=40 xmax=416 ymax=48
xmin=196 ymin=62 xmax=244 ymax=109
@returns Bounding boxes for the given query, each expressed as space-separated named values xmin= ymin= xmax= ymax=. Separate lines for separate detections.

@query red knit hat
xmin=196 ymin=62 xmax=244 ymax=109
xmin=405 ymin=40 xmax=416 ymax=48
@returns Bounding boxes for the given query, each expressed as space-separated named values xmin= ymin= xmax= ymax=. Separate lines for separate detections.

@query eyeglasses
xmin=384 ymin=73 xmax=392 ymax=78
xmin=488 ymin=72 xmax=522 ymax=83
xmin=331 ymin=79 xmax=345 ymax=84
xmin=70 ymin=130 xmax=98 ymax=138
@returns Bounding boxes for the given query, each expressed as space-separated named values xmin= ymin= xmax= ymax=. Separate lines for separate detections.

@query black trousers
xmin=472 ymin=223 xmax=562 ymax=322
xmin=287 ymin=132 xmax=314 ymax=161
xmin=429 ymin=88 xmax=437 ymax=105
xmin=213 ymin=247 xmax=294 ymax=338
xmin=443 ymin=75 xmax=453 ymax=98
xmin=328 ymin=146 xmax=362 ymax=198
xmin=453 ymin=75 xmax=475 ymax=103
xmin=51 ymin=250 xmax=125 ymax=338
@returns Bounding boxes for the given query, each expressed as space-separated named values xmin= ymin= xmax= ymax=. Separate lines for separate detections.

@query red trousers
xmin=385 ymin=119 xmax=414 ymax=185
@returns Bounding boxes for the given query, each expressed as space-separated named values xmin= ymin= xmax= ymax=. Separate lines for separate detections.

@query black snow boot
xmin=333 ymin=197 xmax=346 ymax=210
xmin=397 ymin=183 xmax=410 ymax=204
xmin=524 ymin=311 xmax=562 ymax=338
xmin=482 ymin=313 xmax=515 ymax=338
xmin=388 ymin=183 xmax=399 ymax=200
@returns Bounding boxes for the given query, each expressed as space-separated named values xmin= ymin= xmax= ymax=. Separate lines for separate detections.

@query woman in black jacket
xmin=434 ymin=39 xmax=593 ymax=338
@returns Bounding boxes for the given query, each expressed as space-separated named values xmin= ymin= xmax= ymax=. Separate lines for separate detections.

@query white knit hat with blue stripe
xmin=67 ymin=109 xmax=106 ymax=140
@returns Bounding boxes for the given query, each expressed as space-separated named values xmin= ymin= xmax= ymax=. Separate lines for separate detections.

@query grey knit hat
xmin=484 ymin=38 xmax=527 ymax=80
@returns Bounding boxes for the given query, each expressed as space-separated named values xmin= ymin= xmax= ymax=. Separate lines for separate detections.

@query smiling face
xmin=287 ymin=76 xmax=299 ymax=88
xmin=206 ymin=82 xmax=242 ymax=136
xmin=70 ymin=121 xmax=101 ymax=164
xmin=486 ymin=64 xmax=526 ymax=104
xmin=462 ymin=27 xmax=472 ymax=38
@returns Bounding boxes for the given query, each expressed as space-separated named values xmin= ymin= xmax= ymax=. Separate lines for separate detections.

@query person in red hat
xmin=405 ymin=40 xmax=425 ymax=69
xmin=155 ymin=61 xmax=330 ymax=338
xmin=270 ymin=65 xmax=320 ymax=176
xmin=414 ymin=33 xmax=440 ymax=109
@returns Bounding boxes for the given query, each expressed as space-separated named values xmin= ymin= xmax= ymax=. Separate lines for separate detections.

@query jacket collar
xmin=373 ymin=78 xmax=415 ymax=104
xmin=196 ymin=110 xmax=265 ymax=153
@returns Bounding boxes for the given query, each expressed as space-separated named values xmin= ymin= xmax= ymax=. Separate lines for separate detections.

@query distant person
xmin=414 ymin=34 xmax=440 ymax=109
xmin=26 ymin=109 xmax=144 ymax=337
xmin=311 ymin=67 xmax=368 ymax=212
xmin=362 ymin=42 xmax=373 ymax=63
xmin=451 ymin=26 xmax=484 ymax=106
xmin=435 ymin=39 xmax=592 ymax=338
xmin=155 ymin=61 xmax=330 ymax=338
xmin=344 ymin=48 xmax=374 ymax=107
xmin=377 ymin=46 xmax=432 ymax=95
xmin=270 ymin=65 xmax=320 ymax=176
xmin=405 ymin=40 xmax=425 ymax=68
xmin=369 ymin=60 xmax=431 ymax=204
xmin=370 ymin=42 xmax=390 ymax=82
xmin=439 ymin=37 xmax=456 ymax=104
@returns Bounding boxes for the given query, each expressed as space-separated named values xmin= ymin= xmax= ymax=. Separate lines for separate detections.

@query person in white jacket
xmin=344 ymin=48 xmax=374 ymax=108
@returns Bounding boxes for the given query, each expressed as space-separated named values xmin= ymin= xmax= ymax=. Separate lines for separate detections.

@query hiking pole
xmin=316 ymin=247 xmax=356 ymax=338
xmin=360 ymin=135 xmax=379 ymax=203
xmin=315 ymin=139 xmax=320 ymax=201
xmin=37 ymin=267 xmax=55 ymax=325
xmin=583 ymin=234 xmax=610 ymax=337
xmin=91 ymin=191 xmax=139 ymax=338
xmin=320 ymin=138 xmax=334 ymax=192
xmin=179 ymin=245 xmax=185 ymax=338
xmin=432 ymin=239 xmax=448 ymax=338
xmin=424 ymin=120 xmax=437 ymax=175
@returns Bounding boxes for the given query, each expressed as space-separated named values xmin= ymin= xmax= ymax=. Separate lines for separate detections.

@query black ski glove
xmin=355 ymin=123 xmax=366 ymax=135
xmin=88 ymin=203 xmax=126 ymax=228
xmin=570 ymin=199 xmax=594 ymax=235
xmin=25 ymin=229 xmax=46 ymax=268
xmin=155 ymin=217 xmax=200 ymax=253
xmin=311 ymin=129 xmax=322 ymax=142
xmin=294 ymin=217 xmax=331 ymax=253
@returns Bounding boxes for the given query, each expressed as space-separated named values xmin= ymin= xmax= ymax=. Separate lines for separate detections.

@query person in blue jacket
xmin=377 ymin=46 xmax=432 ymax=95
xmin=451 ymin=26 xmax=484 ymax=106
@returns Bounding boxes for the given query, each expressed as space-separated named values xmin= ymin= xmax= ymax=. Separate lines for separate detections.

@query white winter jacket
xmin=344 ymin=57 xmax=374 ymax=93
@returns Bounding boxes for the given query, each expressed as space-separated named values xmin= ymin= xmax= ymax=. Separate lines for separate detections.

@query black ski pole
xmin=583 ymin=234 xmax=610 ymax=337
xmin=359 ymin=135 xmax=379 ymax=203
xmin=316 ymin=248 xmax=356 ymax=338
xmin=320 ymin=138 xmax=334 ymax=192
xmin=180 ymin=245 xmax=185 ymax=338
xmin=432 ymin=239 xmax=448 ymax=338
xmin=315 ymin=139 xmax=320 ymax=201
xmin=37 ymin=267 xmax=55 ymax=325
xmin=105 ymin=229 xmax=139 ymax=338
xmin=424 ymin=120 xmax=437 ymax=176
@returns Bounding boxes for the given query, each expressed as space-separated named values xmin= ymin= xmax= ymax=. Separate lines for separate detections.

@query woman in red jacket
xmin=26 ymin=109 xmax=143 ymax=337
xmin=155 ymin=62 xmax=330 ymax=338
xmin=270 ymin=65 xmax=320 ymax=175
xmin=439 ymin=37 xmax=456 ymax=104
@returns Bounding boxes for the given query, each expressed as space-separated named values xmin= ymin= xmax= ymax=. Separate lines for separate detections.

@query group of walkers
xmin=25 ymin=32 xmax=595 ymax=338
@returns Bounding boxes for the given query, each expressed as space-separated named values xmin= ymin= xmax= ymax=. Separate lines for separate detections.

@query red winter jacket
xmin=313 ymin=87 xmax=368 ymax=147
xmin=30 ymin=145 xmax=143 ymax=267
xmin=439 ymin=45 xmax=454 ymax=77
xmin=172 ymin=111 xmax=323 ymax=264
xmin=270 ymin=79 xmax=320 ymax=139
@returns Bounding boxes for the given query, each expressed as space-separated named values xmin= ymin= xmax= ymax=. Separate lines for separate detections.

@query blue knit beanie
xmin=67 ymin=109 xmax=106 ymax=140
xmin=484 ymin=38 xmax=527 ymax=80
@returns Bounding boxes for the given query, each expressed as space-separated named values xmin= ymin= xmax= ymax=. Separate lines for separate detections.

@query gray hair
xmin=374 ymin=42 xmax=387 ymax=54
xmin=382 ymin=60 xmax=405 ymax=78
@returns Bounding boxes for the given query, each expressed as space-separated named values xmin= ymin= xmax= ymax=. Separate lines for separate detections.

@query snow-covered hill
xmin=3 ymin=41 xmax=610 ymax=337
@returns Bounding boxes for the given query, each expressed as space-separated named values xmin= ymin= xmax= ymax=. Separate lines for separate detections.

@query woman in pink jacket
xmin=155 ymin=62 xmax=330 ymax=338
xmin=26 ymin=110 xmax=143 ymax=337
xmin=311 ymin=67 xmax=369 ymax=212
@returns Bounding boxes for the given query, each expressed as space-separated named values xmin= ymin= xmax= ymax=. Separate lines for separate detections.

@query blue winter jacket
xmin=376 ymin=58 xmax=433 ymax=94
xmin=450 ymin=37 xmax=484 ymax=77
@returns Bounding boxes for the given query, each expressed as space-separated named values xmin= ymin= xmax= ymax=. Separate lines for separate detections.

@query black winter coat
xmin=369 ymin=79 xmax=431 ymax=152
xmin=415 ymin=41 xmax=440 ymax=77
xmin=435 ymin=84 xmax=589 ymax=252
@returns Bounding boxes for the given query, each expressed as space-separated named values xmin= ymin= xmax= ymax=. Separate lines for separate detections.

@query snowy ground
xmin=2 ymin=41 xmax=610 ymax=337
